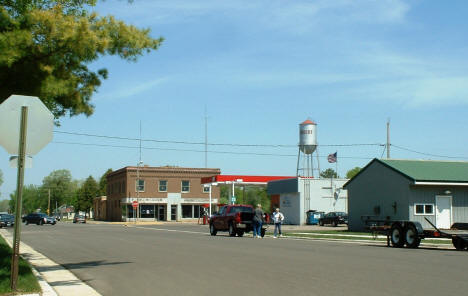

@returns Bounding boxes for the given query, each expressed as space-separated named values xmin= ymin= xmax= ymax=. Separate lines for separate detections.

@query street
xmin=9 ymin=223 xmax=468 ymax=296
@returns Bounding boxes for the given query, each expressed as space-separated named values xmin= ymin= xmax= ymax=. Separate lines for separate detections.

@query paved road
xmin=10 ymin=223 xmax=468 ymax=296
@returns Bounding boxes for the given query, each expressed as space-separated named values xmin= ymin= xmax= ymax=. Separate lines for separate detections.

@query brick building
xmin=106 ymin=166 xmax=221 ymax=221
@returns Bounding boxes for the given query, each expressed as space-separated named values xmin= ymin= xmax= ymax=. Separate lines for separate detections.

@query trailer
xmin=363 ymin=216 xmax=468 ymax=250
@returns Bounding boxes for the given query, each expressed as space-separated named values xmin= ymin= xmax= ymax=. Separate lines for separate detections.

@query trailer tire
xmin=228 ymin=223 xmax=236 ymax=237
xmin=390 ymin=223 xmax=405 ymax=248
xmin=209 ymin=223 xmax=217 ymax=236
xmin=452 ymin=237 xmax=467 ymax=251
xmin=404 ymin=224 xmax=421 ymax=248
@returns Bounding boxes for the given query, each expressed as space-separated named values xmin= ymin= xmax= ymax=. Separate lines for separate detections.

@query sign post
xmin=0 ymin=95 xmax=53 ymax=291
xmin=132 ymin=201 xmax=138 ymax=223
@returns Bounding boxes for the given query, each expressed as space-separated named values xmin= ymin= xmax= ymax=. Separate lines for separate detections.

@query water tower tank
xmin=299 ymin=119 xmax=317 ymax=154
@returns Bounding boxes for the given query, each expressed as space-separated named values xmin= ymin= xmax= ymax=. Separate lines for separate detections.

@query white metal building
xmin=268 ymin=177 xmax=348 ymax=225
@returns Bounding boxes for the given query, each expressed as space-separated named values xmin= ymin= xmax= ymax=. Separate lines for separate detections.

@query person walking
xmin=272 ymin=208 xmax=284 ymax=238
xmin=252 ymin=204 xmax=264 ymax=238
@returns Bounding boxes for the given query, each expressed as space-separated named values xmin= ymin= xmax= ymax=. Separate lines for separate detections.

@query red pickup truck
xmin=209 ymin=205 xmax=269 ymax=237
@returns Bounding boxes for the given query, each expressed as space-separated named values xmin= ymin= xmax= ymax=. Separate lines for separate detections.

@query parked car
xmin=22 ymin=213 xmax=56 ymax=225
xmin=73 ymin=215 xmax=86 ymax=223
xmin=0 ymin=214 xmax=15 ymax=227
xmin=209 ymin=205 xmax=269 ymax=237
xmin=318 ymin=212 xmax=348 ymax=227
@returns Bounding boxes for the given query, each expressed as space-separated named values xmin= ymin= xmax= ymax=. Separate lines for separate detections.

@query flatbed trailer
xmin=364 ymin=217 xmax=468 ymax=250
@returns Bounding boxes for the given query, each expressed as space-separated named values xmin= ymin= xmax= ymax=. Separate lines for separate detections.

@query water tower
xmin=296 ymin=119 xmax=321 ymax=178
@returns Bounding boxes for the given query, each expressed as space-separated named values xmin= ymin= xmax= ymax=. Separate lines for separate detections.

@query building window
xmin=159 ymin=180 xmax=168 ymax=192
xmin=136 ymin=179 xmax=145 ymax=192
xmin=181 ymin=180 xmax=190 ymax=193
xmin=203 ymin=186 xmax=210 ymax=193
xmin=414 ymin=204 xmax=434 ymax=215
xmin=122 ymin=181 xmax=126 ymax=194
xmin=182 ymin=205 xmax=193 ymax=218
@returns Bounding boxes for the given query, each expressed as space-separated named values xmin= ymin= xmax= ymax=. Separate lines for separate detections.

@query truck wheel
xmin=404 ymin=224 xmax=421 ymax=248
xmin=390 ymin=223 xmax=405 ymax=248
xmin=452 ymin=237 xmax=466 ymax=251
xmin=237 ymin=230 xmax=244 ymax=237
xmin=209 ymin=224 xmax=217 ymax=236
xmin=39 ymin=220 xmax=43 ymax=225
xmin=228 ymin=223 xmax=236 ymax=237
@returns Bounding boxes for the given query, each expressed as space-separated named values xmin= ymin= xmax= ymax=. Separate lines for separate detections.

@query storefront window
xmin=141 ymin=205 xmax=155 ymax=218
xmin=127 ymin=205 xmax=136 ymax=220
xmin=182 ymin=205 xmax=193 ymax=218
xmin=194 ymin=205 xmax=201 ymax=218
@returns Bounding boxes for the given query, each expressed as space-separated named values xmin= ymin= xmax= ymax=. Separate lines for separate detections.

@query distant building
xmin=267 ymin=177 xmax=348 ymax=225
xmin=93 ymin=196 xmax=107 ymax=221
xmin=106 ymin=166 xmax=221 ymax=221
xmin=344 ymin=158 xmax=468 ymax=231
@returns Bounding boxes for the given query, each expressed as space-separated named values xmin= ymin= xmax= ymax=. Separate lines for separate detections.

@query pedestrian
xmin=252 ymin=204 xmax=264 ymax=238
xmin=272 ymin=208 xmax=284 ymax=238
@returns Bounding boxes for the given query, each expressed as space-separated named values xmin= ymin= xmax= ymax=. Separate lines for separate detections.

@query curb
xmin=0 ymin=229 xmax=101 ymax=296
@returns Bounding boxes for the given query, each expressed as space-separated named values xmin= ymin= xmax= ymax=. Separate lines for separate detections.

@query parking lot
xmin=7 ymin=222 xmax=468 ymax=296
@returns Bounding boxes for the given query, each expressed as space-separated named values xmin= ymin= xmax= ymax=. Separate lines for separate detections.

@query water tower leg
xmin=296 ymin=148 xmax=301 ymax=176
xmin=315 ymin=146 xmax=321 ymax=177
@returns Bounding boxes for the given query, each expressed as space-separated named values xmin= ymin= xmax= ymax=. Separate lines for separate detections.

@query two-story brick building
xmin=105 ymin=165 xmax=221 ymax=221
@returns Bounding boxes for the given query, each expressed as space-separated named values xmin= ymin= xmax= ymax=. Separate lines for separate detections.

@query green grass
xmin=0 ymin=236 xmax=41 ymax=294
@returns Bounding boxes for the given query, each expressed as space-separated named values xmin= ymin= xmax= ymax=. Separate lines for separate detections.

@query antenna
xmin=139 ymin=120 xmax=142 ymax=164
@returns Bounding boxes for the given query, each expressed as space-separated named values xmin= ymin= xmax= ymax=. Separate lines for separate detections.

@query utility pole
xmin=47 ymin=189 xmax=51 ymax=215
xmin=204 ymin=106 xmax=208 ymax=168
xmin=137 ymin=120 xmax=142 ymax=222
xmin=386 ymin=118 xmax=391 ymax=159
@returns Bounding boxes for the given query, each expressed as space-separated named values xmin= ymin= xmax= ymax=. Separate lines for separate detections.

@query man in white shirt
xmin=272 ymin=208 xmax=284 ymax=238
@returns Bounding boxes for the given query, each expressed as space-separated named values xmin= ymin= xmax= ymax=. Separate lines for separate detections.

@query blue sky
xmin=1 ymin=0 xmax=468 ymax=199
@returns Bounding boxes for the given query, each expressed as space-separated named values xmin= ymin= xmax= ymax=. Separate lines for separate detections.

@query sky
xmin=1 ymin=0 xmax=468 ymax=199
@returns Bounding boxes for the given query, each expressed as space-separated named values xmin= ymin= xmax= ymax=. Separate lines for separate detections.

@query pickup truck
xmin=209 ymin=205 xmax=269 ymax=237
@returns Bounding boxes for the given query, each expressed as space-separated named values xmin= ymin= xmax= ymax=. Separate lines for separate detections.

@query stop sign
xmin=132 ymin=201 xmax=138 ymax=208
xmin=0 ymin=95 xmax=53 ymax=155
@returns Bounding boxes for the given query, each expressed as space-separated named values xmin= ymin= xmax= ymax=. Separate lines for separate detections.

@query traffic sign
xmin=0 ymin=95 xmax=53 ymax=155
xmin=132 ymin=201 xmax=139 ymax=208
xmin=231 ymin=196 xmax=236 ymax=203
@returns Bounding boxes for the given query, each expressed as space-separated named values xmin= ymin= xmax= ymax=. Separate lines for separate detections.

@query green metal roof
xmin=378 ymin=159 xmax=468 ymax=182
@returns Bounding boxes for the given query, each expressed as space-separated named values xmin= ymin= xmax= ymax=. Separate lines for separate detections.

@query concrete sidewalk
xmin=0 ymin=229 xmax=101 ymax=296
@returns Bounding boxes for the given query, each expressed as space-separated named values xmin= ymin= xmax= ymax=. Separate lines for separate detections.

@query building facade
xmin=106 ymin=166 xmax=221 ymax=221
xmin=267 ymin=177 xmax=348 ymax=225
xmin=344 ymin=158 xmax=468 ymax=231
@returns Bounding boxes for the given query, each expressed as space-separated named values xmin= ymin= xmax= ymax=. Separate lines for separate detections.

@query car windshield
xmin=336 ymin=212 xmax=347 ymax=216
xmin=229 ymin=206 xmax=253 ymax=214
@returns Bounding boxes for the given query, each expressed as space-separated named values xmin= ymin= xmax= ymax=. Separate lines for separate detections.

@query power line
xmin=391 ymin=144 xmax=468 ymax=160
xmin=51 ymin=141 xmax=376 ymax=160
xmin=53 ymin=130 xmax=383 ymax=148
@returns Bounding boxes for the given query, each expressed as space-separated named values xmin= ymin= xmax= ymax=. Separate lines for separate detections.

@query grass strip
xmin=0 ymin=235 xmax=41 ymax=294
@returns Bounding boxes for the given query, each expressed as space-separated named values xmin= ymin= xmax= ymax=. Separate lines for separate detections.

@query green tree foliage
xmin=320 ymin=168 xmax=338 ymax=178
xmin=0 ymin=0 xmax=163 ymax=121
xmin=219 ymin=186 xmax=270 ymax=211
xmin=74 ymin=175 xmax=98 ymax=215
xmin=42 ymin=169 xmax=77 ymax=207
xmin=0 ymin=169 xmax=3 ymax=197
xmin=0 ymin=199 xmax=9 ymax=212
xmin=346 ymin=167 xmax=361 ymax=179
xmin=99 ymin=168 xmax=112 ymax=196
xmin=9 ymin=184 xmax=42 ymax=214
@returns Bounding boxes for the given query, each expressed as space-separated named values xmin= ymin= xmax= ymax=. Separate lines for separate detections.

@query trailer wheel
xmin=228 ymin=223 xmax=236 ymax=237
xmin=209 ymin=223 xmax=217 ymax=236
xmin=452 ymin=237 xmax=467 ymax=251
xmin=404 ymin=224 xmax=421 ymax=248
xmin=390 ymin=223 xmax=405 ymax=248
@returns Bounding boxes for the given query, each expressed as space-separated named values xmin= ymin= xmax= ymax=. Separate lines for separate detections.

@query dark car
xmin=22 ymin=213 xmax=56 ymax=225
xmin=73 ymin=215 xmax=86 ymax=223
xmin=0 ymin=214 xmax=15 ymax=227
xmin=318 ymin=212 xmax=348 ymax=227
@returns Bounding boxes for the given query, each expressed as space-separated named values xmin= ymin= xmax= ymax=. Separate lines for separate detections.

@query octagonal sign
xmin=0 ymin=95 xmax=53 ymax=155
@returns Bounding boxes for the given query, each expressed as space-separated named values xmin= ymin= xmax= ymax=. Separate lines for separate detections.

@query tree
xmin=0 ymin=169 xmax=3 ymax=197
xmin=0 ymin=199 xmax=9 ymax=212
xmin=99 ymin=168 xmax=112 ymax=196
xmin=0 ymin=1 xmax=163 ymax=122
xmin=74 ymin=175 xmax=98 ymax=216
xmin=320 ymin=168 xmax=338 ymax=178
xmin=42 ymin=169 xmax=77 ymax=207
xmin=346 ymin=167 xmax=361 ymax=179
xmin=9 ymin=185 xmax=43 ymax=214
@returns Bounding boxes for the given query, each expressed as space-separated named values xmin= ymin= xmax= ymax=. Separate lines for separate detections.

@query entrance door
xmin=171 ymin=205 xmax=177 ymax=221
xmin=158 ymin=205 xmax=166 ymax=221
xmin=436 ymin=196 xmax=452 ymax=229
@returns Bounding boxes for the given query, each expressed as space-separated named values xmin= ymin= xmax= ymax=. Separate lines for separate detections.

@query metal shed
xmin=344 ymin=158 xmax=468 ymax=231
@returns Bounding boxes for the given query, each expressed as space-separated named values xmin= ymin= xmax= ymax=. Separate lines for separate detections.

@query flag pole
xmin=335 ymin=151 xmax=338 ymax=177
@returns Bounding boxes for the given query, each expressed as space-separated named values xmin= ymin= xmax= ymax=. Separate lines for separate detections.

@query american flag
xmin=328 ymin=152 xmax=337 ymax=163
